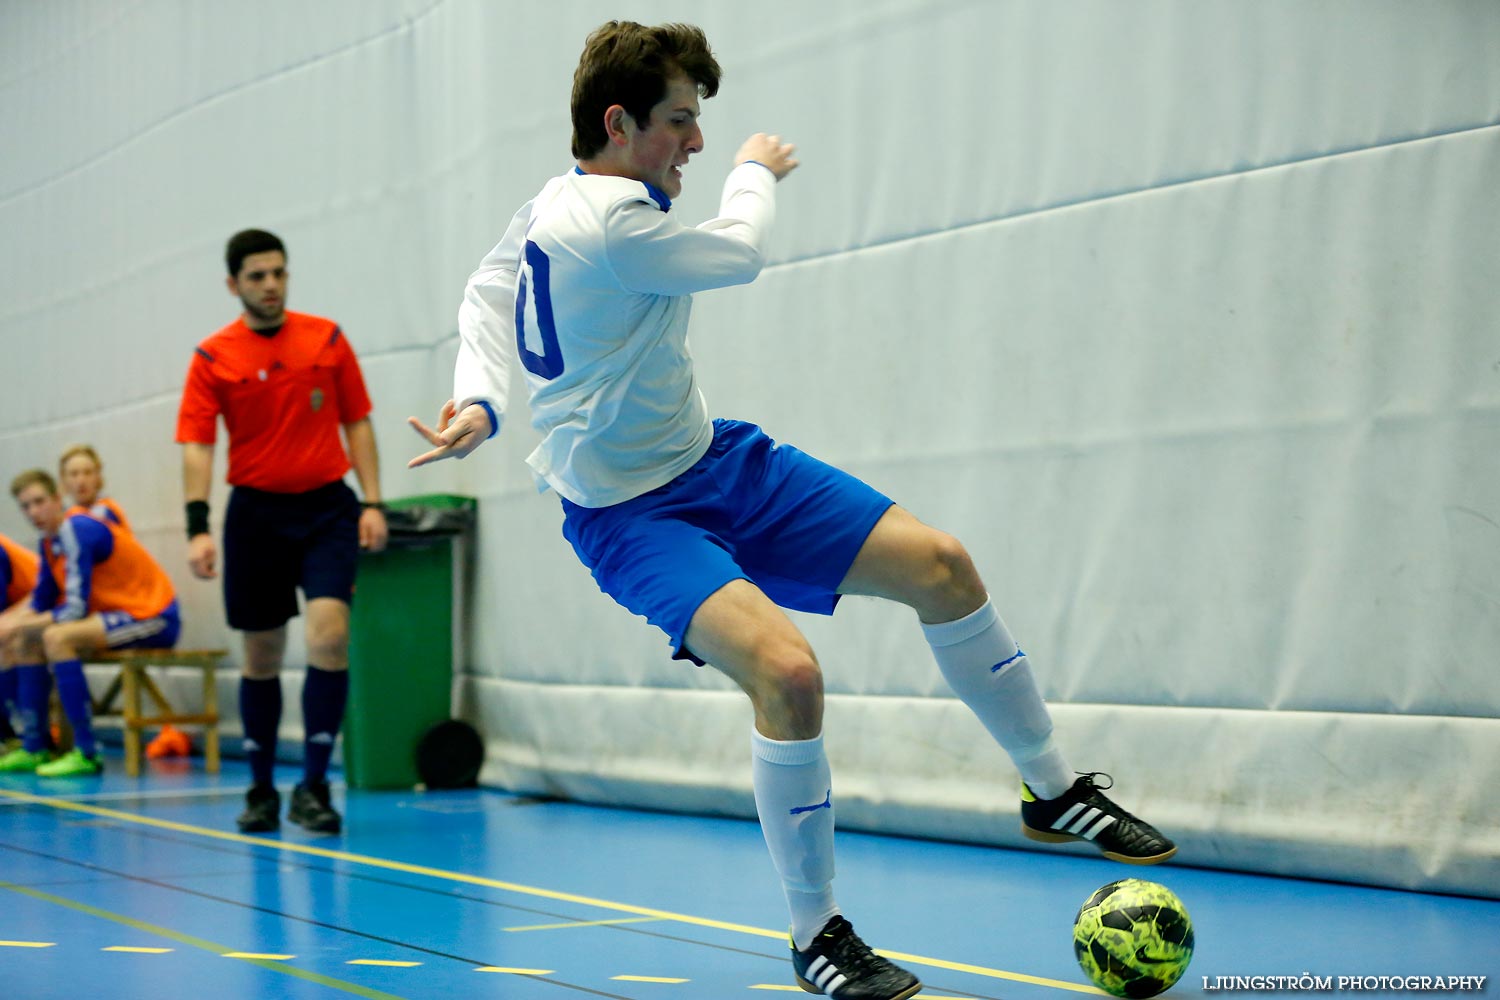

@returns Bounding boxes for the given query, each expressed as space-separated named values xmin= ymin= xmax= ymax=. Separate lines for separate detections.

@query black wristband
xmin=361 ymin=501 xmax=387 ymax=512
xmin=185 ymin=500 xmax=210 ymax=539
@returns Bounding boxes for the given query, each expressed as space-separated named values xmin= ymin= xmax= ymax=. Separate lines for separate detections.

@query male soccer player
xmin=0 ymin=531 xmax=40 ymax=754
xmin=177 ymin=228 xmax=388 ymax=833
xmin=59 ymin=444 xmax=131 ymax=532
xmin=410 ymin=21 xmax=1174 ymax=1000
xmin=1 ymin=470 xmax=180 ymax=777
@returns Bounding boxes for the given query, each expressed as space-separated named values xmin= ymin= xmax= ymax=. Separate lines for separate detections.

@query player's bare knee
xmin=40 ymin=625 xmax=76 ymax=662
xmin=748 ymin=641 xmax=823 ymax=729
xmin=11 ymin=630 xmax=44 ymax=664
xmin=918 ymin=531 xmax=985 ymax=619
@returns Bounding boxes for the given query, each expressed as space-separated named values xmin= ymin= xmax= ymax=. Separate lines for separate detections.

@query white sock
xmin=923 ymin=599 xmax=1075 ymax=799
xmin=751 ymin=728 xmax=841 ymax=950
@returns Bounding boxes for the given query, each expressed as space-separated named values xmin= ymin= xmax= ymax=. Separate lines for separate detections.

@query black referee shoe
xmin=236 ymin=783 xmax=280 ymax=833
xmin=288 ymin=780 xmax=342 ymax=834
xmin=1021 ymin=772 xmax=1176 ymax=864
xmin=792 ymin=916 xmax=921 ymax=1000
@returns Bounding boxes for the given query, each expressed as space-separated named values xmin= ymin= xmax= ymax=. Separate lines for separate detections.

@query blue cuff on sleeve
xmin=477 ymin=401 xmax=499 ymax=440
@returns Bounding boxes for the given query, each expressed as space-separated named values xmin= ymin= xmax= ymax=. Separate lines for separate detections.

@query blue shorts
xmin=561 ymin=419 xmax=893 ymax=664
xmin=223 ymin=480 xmax=360 ymax=632
xmin=101 ymin=601 xmax=182 ymax=650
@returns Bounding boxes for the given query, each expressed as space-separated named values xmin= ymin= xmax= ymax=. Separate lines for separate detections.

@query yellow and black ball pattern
xmin=1072 ymin=878 xmax=1194 ymax=998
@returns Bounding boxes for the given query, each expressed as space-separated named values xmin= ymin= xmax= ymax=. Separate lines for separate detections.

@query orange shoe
xmin=146 ymin=725 xmax=191 ymax=758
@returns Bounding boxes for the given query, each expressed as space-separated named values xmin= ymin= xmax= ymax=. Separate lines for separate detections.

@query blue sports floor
xmin=2 ymin=750 xmax=1495 ymax=1000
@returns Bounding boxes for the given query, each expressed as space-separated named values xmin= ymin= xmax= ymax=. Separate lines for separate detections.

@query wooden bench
xmin=88 ymin=649 xmax=227 ymax=777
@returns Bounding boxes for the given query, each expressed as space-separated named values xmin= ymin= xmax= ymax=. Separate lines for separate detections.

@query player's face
xmin=61 ymin=455 xmax=101 ymax=506
xmin=16 ymin=484 xmax=62 ymax=534
xmin=228 ymin=250 xmax=289 ymax=327
xmin=622 ymin=75 xmax=703 ymax=199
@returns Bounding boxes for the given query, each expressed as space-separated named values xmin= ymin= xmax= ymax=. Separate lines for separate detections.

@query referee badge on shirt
xmin=310 ymin=388 xmax=325 ymax=411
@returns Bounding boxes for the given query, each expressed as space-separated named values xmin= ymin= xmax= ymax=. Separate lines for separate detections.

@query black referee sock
xmin=239 ymin=676 xmax=282 ymax=788
xmin=301 ymin=665 xmax=348 ymax=786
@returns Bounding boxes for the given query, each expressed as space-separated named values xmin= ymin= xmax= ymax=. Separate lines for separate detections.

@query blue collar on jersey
xmin=573 ymin=165 xmax=671 ymax=212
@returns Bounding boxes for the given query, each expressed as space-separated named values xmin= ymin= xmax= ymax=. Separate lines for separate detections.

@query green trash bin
xmin=343 ymin=493 xmax=476 ymax=789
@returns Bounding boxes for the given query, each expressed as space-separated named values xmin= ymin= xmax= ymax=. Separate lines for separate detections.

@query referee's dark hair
xmin=225 ymin=229 xmax=286 ymax=277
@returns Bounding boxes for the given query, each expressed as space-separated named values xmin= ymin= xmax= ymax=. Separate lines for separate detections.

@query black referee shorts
xmin=223 ymin=480 xmax=360 ymax=632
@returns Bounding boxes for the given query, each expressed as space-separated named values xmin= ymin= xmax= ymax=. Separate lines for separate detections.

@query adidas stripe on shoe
xmin=791 ymin=916 xmax=920 ymax=1000
xmin=1021 ymin=772 xmax=1176 ymax=865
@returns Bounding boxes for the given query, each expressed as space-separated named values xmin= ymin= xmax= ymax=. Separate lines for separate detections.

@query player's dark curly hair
xmin=571 ymin=21 xmax=721 ymax=160
xmin=225 ymin=229 xmax=286 ymax=277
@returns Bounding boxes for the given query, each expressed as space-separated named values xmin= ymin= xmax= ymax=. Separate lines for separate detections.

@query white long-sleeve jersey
xmin=454 ymin=161 xmax=778 ymax=507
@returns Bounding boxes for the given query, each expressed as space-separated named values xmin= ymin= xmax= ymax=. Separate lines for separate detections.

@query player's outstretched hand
xmin=736 ymin=133 xmax=798 ymax=180
xmin=407 ymin=399 xmax=493 ymax=468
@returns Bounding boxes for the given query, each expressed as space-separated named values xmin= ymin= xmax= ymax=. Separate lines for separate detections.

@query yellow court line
xmin=104 ymin=946 xmax=174 ymax=953
xmin=506 ymin=916 xmax=661 ymax=932
xmin=881 ymin=948 xmax=1103 ymax=994
xmin=476 ymin=967 xmax=555 ymax=975
xmin=225 ymin=952 xmax=294 ymax=960
xmin=0 ymin=787 xmax=1099 ymax=994
xmin=0 ymin=939 xmax=56 ymax=948
xmin=613 ymin=974 xmax=690 ymax=983
xmin=349 ymin=959 xmax=422 ymax=967
xmin=0 ymin=880 xmax=410 ymax=1000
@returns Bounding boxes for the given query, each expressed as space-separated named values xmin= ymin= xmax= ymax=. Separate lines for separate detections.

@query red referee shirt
xmin=176 ymin=312 xmax=374 ymax=494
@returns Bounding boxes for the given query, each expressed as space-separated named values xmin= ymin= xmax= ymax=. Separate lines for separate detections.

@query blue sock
xmin=17 ymin=664 xmax=50 ymax=752
xmin=301 ymin=666 xmax=347 ymax=786
xmin=239 ymin=676 xmax=282 ymax=788
xmin=53 ymin=659 xmax=97 ymax=758
xmin=0 ymin=669 xmax=17 ymax=740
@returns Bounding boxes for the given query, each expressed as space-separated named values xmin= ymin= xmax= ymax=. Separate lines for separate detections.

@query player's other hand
xmin=736 ymin=133 xmax=798 ymax=180
xmin=407 ymin=399 xmax=494 ymax=468
xmin=187 ymin=533 xmax=217 ymax=580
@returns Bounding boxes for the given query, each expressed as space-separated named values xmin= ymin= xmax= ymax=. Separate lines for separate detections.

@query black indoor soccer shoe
xmin=288 ymin=780 xmax=342 ymax=834
xmin=236 ymin=783 xmax=281 ymax=833
xmin=791 ymin=916 xmax=921 ymax=1000
xmin=1021 ymin=772 xmax=1176 ymax=865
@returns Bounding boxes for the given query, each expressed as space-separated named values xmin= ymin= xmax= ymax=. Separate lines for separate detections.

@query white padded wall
xmin=2 ymin=0 xmax=1496 ymax=896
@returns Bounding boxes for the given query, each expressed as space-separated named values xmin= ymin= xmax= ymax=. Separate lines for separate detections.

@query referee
xmin=177 ymin=229 xmax=388 ymax=834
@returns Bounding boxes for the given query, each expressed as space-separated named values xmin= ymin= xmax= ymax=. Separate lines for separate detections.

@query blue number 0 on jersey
xmin=515 ymin=240 xmax=565 ymax=379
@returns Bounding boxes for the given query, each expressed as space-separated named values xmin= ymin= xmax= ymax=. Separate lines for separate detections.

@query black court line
xmin=0 ymin=839 xmax=636 ymax=999
xmin=3 ymin=806 xmax=1012 ymax=999
xmin=1 ymin=787 xmax=1081 ymax=995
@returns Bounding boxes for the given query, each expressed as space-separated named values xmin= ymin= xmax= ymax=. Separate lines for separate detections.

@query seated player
xmin=59 ymin=444 xmax=131 ymax=532
xmin=59 ymin=443 xmax=188 ymax=756
xmin=0 ymin=531 xmax=41 ymax=758
xmin=4 ymin=470 xmax=181 ymax=777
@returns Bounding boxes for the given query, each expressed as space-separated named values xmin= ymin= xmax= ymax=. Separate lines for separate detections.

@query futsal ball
xmin=1072 ymin=878 xmax=1194 ymax=998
